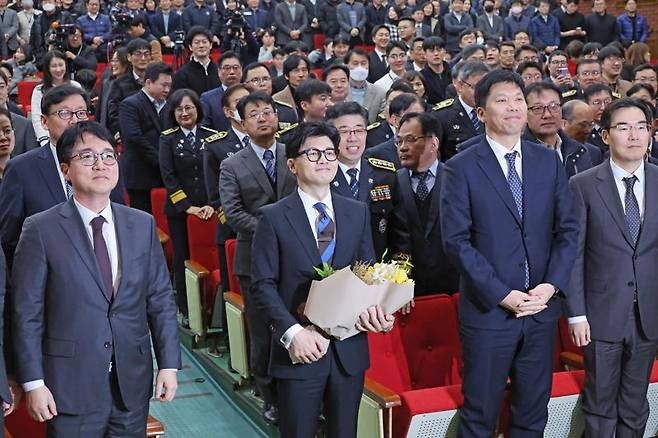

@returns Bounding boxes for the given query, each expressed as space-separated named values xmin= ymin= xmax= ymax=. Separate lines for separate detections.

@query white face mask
xmin=350 ymin=66 xmax=368 ymax=82
xmin=232 ymin=109 xmax=241 ymax=122
xmin=476 ymin=36 xmax=484 ymax=45
xmin=510 ymin=6 xmax=522 ymax=14
xmin=42 ymin=2 xmax=55 ymax=11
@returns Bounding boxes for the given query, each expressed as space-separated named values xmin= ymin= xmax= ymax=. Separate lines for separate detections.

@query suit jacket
xmin=476 ymin=13 xmax=504 ymax=42
xmin=274 ymin=2 xmax=308 ymax=45
xmin=149 ymin=8 xmax=183 ymax=40
xmin=397 ymin=165 xmax=459 ymax=295
xmin=119 ymin=90 xmax=171 ymax=190
xmin=0 ymin=250 xmax=12 ymax=404
xmin=336 ymin=1 xmax=366 ymax=41
xmin=10 ymin=112 xmax=37 ymax=157
xmin=0 ymin=9 xmax=19 ymax=54
xmin=107 ymin=72 xmax=142 ymax=138
xmin=11 ymin=199 xmax=180 ymax=414
xmin=0 ymin=145 xmax=124 ymax=267
xmin=243 ymin=7 xmax=269 ymax=32
xmin=219 ymin=143 xmax=297 ymax=278
xmin=367 ymin=50 xmax=389 ymax=84
xmin=566 ymin=161 xmax=658 ymax=342
xmin=348 ymin=82 xmax=385 ymax=124
xmin=522 ymin=129 xmax=603 ymax=178
xmin=440 ymin=138 xmax=579 ymax=329
xmin=250 ymin=192 xmax=374 ymax=379
xmin=200 ymin=86 xmax=228 ymax=132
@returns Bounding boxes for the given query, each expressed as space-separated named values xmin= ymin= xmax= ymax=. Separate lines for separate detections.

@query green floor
xmin=149 ymin=346 xmax=267 ymax=437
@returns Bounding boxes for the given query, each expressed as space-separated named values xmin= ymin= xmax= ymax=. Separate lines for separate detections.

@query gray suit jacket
xmin=336 ymin=1 xmax=366 ymax=41
xmin=274 ymin=2 xmax=308 ymax=45
xmin=218 ymin=142 xmax=297 ymax=278
xmin=0 ymin=9 xmax=18 ymax=53
xmin=10 ymin=112 xmax=37 ymax=157
xmin=476 ymin=13 xmax=504 ymax=42
xmin=566 ymin=160 xmax=658 ymax=342
xmin=12 ymin=199 xmax=181 ymax=414
xmin=351 ymin=82 xmax=386 ymax=124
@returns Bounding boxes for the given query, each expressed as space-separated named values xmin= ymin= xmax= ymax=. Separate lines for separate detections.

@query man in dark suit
xmin=0 ymin=249 xmax=16 ymax=427
xmin=396 ymin=112 xmax=459 ymax=297
xmin=567 ymin=98 xmax=658 ymax=437
xmin=0 ymin=85 xmax=124 ymax=269
xmin=12 ymin=121 xmax=180 ymax=436
xmin=118 ymin=62 xmax=173 ymax=213
xmin=218 ymin=92 xmax=297 ymax=423
xmin=149 ymin=0 xmax=183 ymax=54
xmin=250 ymin=121 xmax=394 ymax=438
xmin=368 ymin=25 xmax=390 ymax=84
xmin=440 ymin=69 xmax=579 ymax=437
xmin=200 ymin=52 xmax=243 ymax=132
xmin=274 ymin=0 xmax=310 ymax=47
xmin=477 ymin=0 xmax=505 ymax=42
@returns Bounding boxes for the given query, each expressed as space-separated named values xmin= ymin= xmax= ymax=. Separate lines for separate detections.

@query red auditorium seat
xmin=17 ymin=80 xmax=40 ymax=114
xmin=313 ymin=33 xmax=325 ymax=51
xmin=223 ymin=237 xmax=251 ymax=378
xmin=149 ymin=188 xmax=173 ymax=270
xmin=224 ymin=238 xmax=241 ymax=295
xmin=311 ymin=68 xmax=323 ymax=80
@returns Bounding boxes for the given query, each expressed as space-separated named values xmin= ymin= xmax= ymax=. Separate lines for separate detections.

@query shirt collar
xmin=232 ymin=127 xmax=247 ymax=144
xmin=459 ymin=95 xmax=474 ymax=115
xmin=610 ymin=158 xmax=644 ymax=185
xmin=73 ymin=196 xmax=114 ymax=227
xmin=408 ymin=159 xmax=439 ymax=178
xmin=337 ymin=159 xmax=361 ymax=176
xmin=487 ymin=134 xmax=522 ymax=161
xmin=297 ymin=187 xmax=333 ymax=217
xmin=181 ymin=126 xmax=197 ymax=137
xmin=141 ymin=89 xmax=165 ymax=109
xmin=133 ymin=70 xmax=141 ymax=82
xmin=250 ymin=139 xmax=277 ymax=159
xmin=88 ymin=12 xmax=98 ymax=19
xmin=350 ymin=79 xmax=367 ymax=89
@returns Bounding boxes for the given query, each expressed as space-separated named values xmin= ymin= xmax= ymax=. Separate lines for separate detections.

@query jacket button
xmin=111 ymin=312 xmax=117 ymax=318
xmin=104 ymin=342 xmax=112 ymax=348
xmin=628 ymin=281 xmax=635 ymax=287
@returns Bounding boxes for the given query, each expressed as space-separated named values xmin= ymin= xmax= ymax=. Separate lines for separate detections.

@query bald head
xmin=563 ymin=100 xmax=594 ymax=143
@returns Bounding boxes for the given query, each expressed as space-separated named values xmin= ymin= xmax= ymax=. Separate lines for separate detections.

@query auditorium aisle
xmin=149 ymin=347 xmax=265 ymax=437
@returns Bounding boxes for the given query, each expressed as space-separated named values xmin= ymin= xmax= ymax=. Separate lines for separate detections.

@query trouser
xmin=126 ymin=189 xmax=152 ymax=214
xmin=167 ymin=214 xmax=189 ymax=316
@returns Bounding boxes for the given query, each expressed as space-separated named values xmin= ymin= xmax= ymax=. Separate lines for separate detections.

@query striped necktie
xmin=314 ymin=202 xmax=335 ymax=264
xmin=346 ymin=168 xmax=359 ymax=199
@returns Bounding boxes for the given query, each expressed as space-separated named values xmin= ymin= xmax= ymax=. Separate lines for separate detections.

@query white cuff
xmin=568 ymin=315 xmax=587 ymax=324
xmin=160 ymin=369 xmax=178 ymax=372
xmin=280 ymin=323 xmax=304 ymax=349
xmin=23 ymin=379 xmax=45 ymax=392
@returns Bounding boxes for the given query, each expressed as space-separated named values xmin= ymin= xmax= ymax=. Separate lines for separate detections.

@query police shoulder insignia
xmin=200 ymin=126 xmax=219 ymax=133
xmin=367 ymin=121 xmax=381 ymax=131
xmin=433 ymin=98 xmax=454 ymax=111
xmin=274 ymin=99 xmax=293 ymax=108
xmin=205 ymin=131 xmax=228 ymax=143
xmin=161 ymin=126 xmax=180 ymax=135
xmin=276 ymin=122 xmax=298 ymax=136
xmin=612 ymin=91 xmax=621 ymax=99
xmin=562 ymin=89 xmax=577 ymax=98
xmin=368 ymin=157 xmax=396 ymax=172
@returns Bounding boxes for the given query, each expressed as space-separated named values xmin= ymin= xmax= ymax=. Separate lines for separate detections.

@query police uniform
xmin=561 ymin=86 xmax=584 ymax=103
xmin=275 ymin=121 xmax=299 ymax=146
xmin=274 ymin=100 xmax=299 ymax=130
xmin=366 ymin=117 xmax=395 ymax=149
xmin=433 ymin=97 xmax=478 ymax=162
xmin=588 ymin=125 xmax=608 ymax=157
xmin=159 ymin=125 xmax=215 ymax=316
xmin=364 ymin=139 xmax=401 ymax=169
xmin=331 ymin=157 xmax=409 ymax=259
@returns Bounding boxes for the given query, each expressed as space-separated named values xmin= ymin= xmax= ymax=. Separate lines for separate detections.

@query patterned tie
xmin=623 ymin=176 xmax=641 ymax=245
xmin=91 ymin=216 xmax=114 ymax=298
xmin=242 ymin=135 xmax=250 ymax=149
xmin=65 ymin=182 xmax=73 ymax=199
xmin=186 ymin=131 xmax=195 ymax=149
xmin=413 ymin=171 xmax=430 ymax=202
xmin=263 ymin=149 xmax=276 ymax=182
xmin=346 ymin=168 xmax=359 ymax=199
xmin=470 ymin=109 xmax=482 ymax=134
xmin=505 ymin=152 xmax=529 ymax=288
xmin=314 ymin=202 xmax=335 ymax=264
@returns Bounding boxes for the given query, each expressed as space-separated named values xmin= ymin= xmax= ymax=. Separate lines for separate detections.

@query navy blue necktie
xmin=413 ymin=171 xmax=430 ymax=201
xmin=263 ymin=149 xmax=276 ymax=182
xmin=623 ymin=176 xmax=641 ymax=245
xmin=346 ymin=168 xmax=359 ymax=199
xmin=314 ymin=202 xmax=335 ymax=264
xmin=186 ymin=131 xmax=195 ymax=149
xmin=91 ymin=216 xmax=113 ymax=298
xmin=242 ymin=135 xmax=250 ymax=149
xmin=470 ymin=109 xmax=482 ymax=134
xmin=505 ymin=152 xmax=529 ymax=289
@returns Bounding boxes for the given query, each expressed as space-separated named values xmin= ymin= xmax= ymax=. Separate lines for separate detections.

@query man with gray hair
xmin=563 ymin=99 xmax=595 ymax=144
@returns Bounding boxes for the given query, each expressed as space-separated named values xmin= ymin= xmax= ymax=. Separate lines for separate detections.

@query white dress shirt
xmin=250 ymin=140 xmax=277 ymax=169
xmin=49 ymin=143 xmax=69 ymax=198
xmin=337 ymin=160 xmax=361 ymax=187
xmin=180 ymin=126 xmax=197 ymax=141
xmin=409 ymin=159 xmax=439 ymax=193
xmin=280 ymin=188 xmax=334 ymax=349
xmin=487 ymin=135 xmax=523 ymax=180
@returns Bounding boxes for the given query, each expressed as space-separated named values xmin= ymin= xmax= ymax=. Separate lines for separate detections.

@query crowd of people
xmin=0 ymin=0 xmax=655 ymax=436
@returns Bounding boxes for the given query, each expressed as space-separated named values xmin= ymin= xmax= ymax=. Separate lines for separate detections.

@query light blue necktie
xmin=505 ymin=151 xmax=529 ymax=289
xmin=314 ymin=202 xmax=335 ymax=264
xmin=623 ymin=176 xmax=641 ymax=246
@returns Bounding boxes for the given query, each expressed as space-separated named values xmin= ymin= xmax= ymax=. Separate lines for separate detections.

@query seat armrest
xmin=157 ymin=228 xmax=169 ymax=245
xmin=560 ymin=351 xmax=584 ymax=370
xmin=224 ymin=291 xmax=244 ymax=310
xmin=363 ymin=376 xmax=402 ymax=409
xmin=185 ymin=260 xmax=209 ymax=278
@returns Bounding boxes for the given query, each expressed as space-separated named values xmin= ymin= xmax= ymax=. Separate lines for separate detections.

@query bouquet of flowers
xmin=303 ymin=255 xmax=414 ymax=340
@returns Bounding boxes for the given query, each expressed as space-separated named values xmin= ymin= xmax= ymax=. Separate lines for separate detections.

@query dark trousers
xmin=238 ymin=275 xmax=276 ymax=407
xmin=126 ymin=189 xmax=152 ymax=214
xmin=167 ymin=214 xmax=189 ymax=316
xmin=458 ymin=317 xmax=557 ymax=438
xmin=47 ymin=369 xmax=148 ymax=437
xmin=582 ymin=305 xmax=657 ymax=438
xmin=278 ymin=345 xmax=365 ymax=438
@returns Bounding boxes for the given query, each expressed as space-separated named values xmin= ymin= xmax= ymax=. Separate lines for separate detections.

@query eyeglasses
xmin=550 ymin=60 xmax=567 ymax=66
xmin=0 ymin=127 xmax=13 ymax=138
xmin=131 ymin=50 xmax=151 ymax=59
xmin=395 ymin=135 xmax=427 ymax=147
xmin=246 ymin=108 xmax=275 ymax=120
xmin=461 ymin=79 xmax=475 ymax=89
xmin=174 ymin=105 xmax=196 ymax=114
xmin=50 ymin=109 xmax=90 ymax=120
xmin=590 ymin=98 xmax=612 ymax=107
xmin=528 ymin=102 xmax=561 ymax=115
xmin=294 ymin=148 xmax=338 ymax=162
xmin=388 ymin=53 xmax=406 ymax=61
xmin=579 ymin=70 xmax=601 ymax=77
xmin=337 ymin=127 xmax=366 ymax=137
xmin=608 ymin=122 xmax=651 ymax=135
xmin=71 ymin=151 xmax=118 ymax=166
xmin=246 ymin=76 xmax=272 ymax=85
xmin=221 ymin=65 xmax=241 ymax=71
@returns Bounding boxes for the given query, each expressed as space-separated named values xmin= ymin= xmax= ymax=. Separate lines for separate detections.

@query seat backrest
xmin=398 ymin=294 xmax=462 ymax=389
xmin=186 ymin=215 xmax=218 ymax=272
xmin=224 ymin=238 xmax=241 ymax=294
xmin=17 ymin=80 xmax=40 ymax=111
xmin=149 ymin=188 xmax=169 ymax=235
xmin=366 ymin=325 xmax=412 ymax=394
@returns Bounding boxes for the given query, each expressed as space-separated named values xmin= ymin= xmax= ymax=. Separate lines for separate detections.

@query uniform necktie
xmin=263 ymin=149 xmax=276 ymax=182
xmin=314 ymin=202 xmax=335 ymax=264
xmin=186 ymin=131 xmax=195 ymax=149
xmin=65 ymin=182 xmax=73 ymax=199
xmin=470 ymin=109 xmax=482 ymax=134
xmin=505 ymin=152 xmax=529 ymax=288
xmin=413 ymin=171 xmax=430 ymax=202
xmin=623 ymin=176 xmax=641 ymax=245
xmin=91 ymin=216 xmax=113 ymax=298
xmin=346 ymin=167 xmax=359 ymax=199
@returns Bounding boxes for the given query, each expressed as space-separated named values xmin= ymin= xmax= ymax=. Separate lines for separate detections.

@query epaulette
xmin=205 ymin=131 xmax=228 ymax=143
xmin=377 ymin=112 xmax=385 ymax=120
xmin=169 ymin=189 xmax=187 ymax=204
xmin=367 ymin=157 xmax=396 ymax=172
xmin=274 ymin=99 xmax=293 ymax=109
xmin=199 ymin=126 xmax=219 ymax=133
xmin=367 ymin=121 xmax=381 ymax=131
xmin=612 ymin=91 xmax=621 ymax=99
xmin=433 ymin=98 xmax=454 ymax=111
xmin=216 ymin=206 xmax=227 ymax=224
xmin=562 ymin=89 xmax=577 ymax=98
xmin=276 ymin=122 xmax=298 ymax=136
xmin=161 ymin=126 xmax=180 ymax=135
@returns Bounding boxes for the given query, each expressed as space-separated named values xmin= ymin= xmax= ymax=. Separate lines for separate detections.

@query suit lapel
xmin=331 ymin=195 xmax=353 ymax=268
xmin=396 ymin=169 xmax=422 ymax=230
xmin=37 ymin=145 xmax=67 ymax=203
xmin=275 ymin=143 xmax=292 ymax=198
xmin=636 ymin=163 xmax=658 ymax=251
xmin=111 ymin=204 xmax=135 ymax=298
xmin=358 ymin=160 xmax=374 ymax=203
xmin=140 ymin=91 xmax=162 ymax=130
xmin=424 ymin=163 xmax=443 ymax=238
xmin=242 ymin=146 xmax=275 ymax=197
xmin=284 ymin=193 xmax=321 ymax=267
xmin=331 ymin=168 xmax=351 ymax=198
xmin=595 ymin=161 xmax=634 ymax=248
xmin=476 ymin=140 xmax=522 ymax=225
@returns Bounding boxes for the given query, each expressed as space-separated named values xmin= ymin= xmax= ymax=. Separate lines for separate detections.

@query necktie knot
xmin=346 ymin=168 xmax=358 ymax=179
xmin=314 ymin=202 xmax=328 ymax=216
xmin=623 ymin=175 xmax=637 ymax=190
xmin=413 ymin=170 xmax=428 ymax=181
xmin=186 ymin=131 xmax=195 ymax=145
xmin=243 ymin=135 xmax=250 ymax=148
xmin=91 ymin=215 xmax=105 ymax=232
xmin=505 ymin=151 xmax=517 ymax=167
xmin=263 ymin=149 xmax=274 ymax=160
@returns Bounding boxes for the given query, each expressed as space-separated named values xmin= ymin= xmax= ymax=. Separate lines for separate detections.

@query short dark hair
xmin=583 ymin=83 xmax=612 ymax=103
xmin=130 ymin=15 xmax=148 ymax=28
xmin=242 ymin=62 xmax=271 ymax=82
xmin=597 ymin=45 xmax=623 ymax=63
xmin=412 ymin=37 xmax=425 ymax=47
xmin=325 ymin=101 xmax=368 ymax=125
xmin=548 ymin=50 xmax=568 ymax=64
xmin=344 ymin=48 xmax=369 ymax=65
xmin=389 ymin=92 xmax=425 ymax=116
xmin=283 ymin=54 xmax=310 ymax=77
xmin=576 ymin=58 xmax=601 ymax=73
xmin=516 ymin=61 xmax=543 ymax=76
xmin=333 ymin=36 xmax=351 ymax=47
xmin=627 ymin=83 xmax=656 ymax=99
xmin=398 ymin=17 xmax=415 ymax=26
xmin=185 ymin=26 xmax=212 ymax=47
xmin=582 ymin=42 xmax=603 ymax=56
xmin=285 ymin=121 xmax=340 ymax=159
xmin=474 ymin=69 xmax=525 ymax=108
xmin=41 ymin=84 xmax=89 ymax=116
xmin=126 ymin=38 xmax=150 ymax=54
xmin=322 ymin=63 xmax=349 ymax=81
xmin=386 ymin=40 xmax=408 ymax=56
xmin=218 ymin=51 xmax=241 ymax=68
xmin=515 ymin=45 xmax=538 ymax=60
xmin=75 ymin=69 xmax=97 ymax=91
xmin=56 ymin=121 xmax=115 ymax=165
xmin=295 ymin=79 xmax=332 ymax=107
xmin=272 ymin=48 xmax=285 ymax=58
xmin=632 ymin=63 xmax=657 ymax=79
xmin=284 ymin=40 xmax=310 ymax=54
xmin=500 ymin=41 xmax=515 ymax=51
xmin=371 ymin=24 xmax=390 ymax=40
xmin=144 ymin=62 xmax=172 ymax=83
xmin=387 ymin=80 xmax=415 ymax=97
xmin=423 ymin=36 xmax=446 ymax=51
xmin=600 ymin=97 xmax=653 ymax=130
xmin=221 ymin=83 xmax=250 ymax=110
xmin=459 ymin=28 xmax=477 ymax=40
xmin=236 ymin=91 xmax=275 ymax=120
xmin=524 ymin=81 xmax=562 ymax=101
xmin=461 ymin=44 xmax=486 ymax=60
xmin=399 ymin=111 xmax=442 ymax=139
xmin=167 ymin=88 xmax=204 ymax=126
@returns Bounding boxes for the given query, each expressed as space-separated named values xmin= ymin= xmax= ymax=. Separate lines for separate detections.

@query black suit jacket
xmin=0 ymin=250 xmax=12 ymax=403
xmin=107 ymin=72 xmax=142 ymax=137
xmin=119 ymin=90 xmax=171 ymax=190
xmin=367 ymin=50 xmax=389 ymax=84
xmin=434 ymin=98 xmax=478 ymax=161
xmin=250 ymin=192 xmax=375 ymax=379
xmin=149 ymin=8 xmax=183 ymax=40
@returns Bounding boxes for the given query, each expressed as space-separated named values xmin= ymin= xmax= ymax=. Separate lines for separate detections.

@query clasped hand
xmin=356 ymin=304 xmax=395 ymax=333
xmin=289 ymin=326 xmax=329 ymax=364
xmin=500 ymin=283 xmax=554 ymax=317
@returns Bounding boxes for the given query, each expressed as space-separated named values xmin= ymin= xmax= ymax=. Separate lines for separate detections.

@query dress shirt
xmin=374 ymin=48 xmax=386 ymax=65
xmin=233 ymin=127 xmax=248 ymax=146
xmin=337 ymin=159 xmax=362 ymax=186
xmin=487 ymin=134 xmax=522 ymax=181
xmin=409 ymin=159 xmax=438 ymax=193
xmin=49 ymin=143 xmax=69 ymax=198
xmin=250 ymin=139 xmax=277 ymax=169
xmin=280 ymin=187 xmax=334 ymax=349
xmin=180 ymin=126 xmax=197 ymax=141
xmin=286 ymin=0 xmax=296 ymax=21
xmin=538 ymin=133 xmax=563 ymax=162
xmin=142 ymin=89 xmax=166 ymax=114
xmin=374 ymin=71 xmax=401 ymax=91
xmin=459 ymin=95 xmax=475 ymax=120
xmin=162 ymin=11 xmax=169 ymax=33
xmin=87 ymin=12 xmax=98 ymax=20
xmin=349 ymin=82 xmax=366 ymax=105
